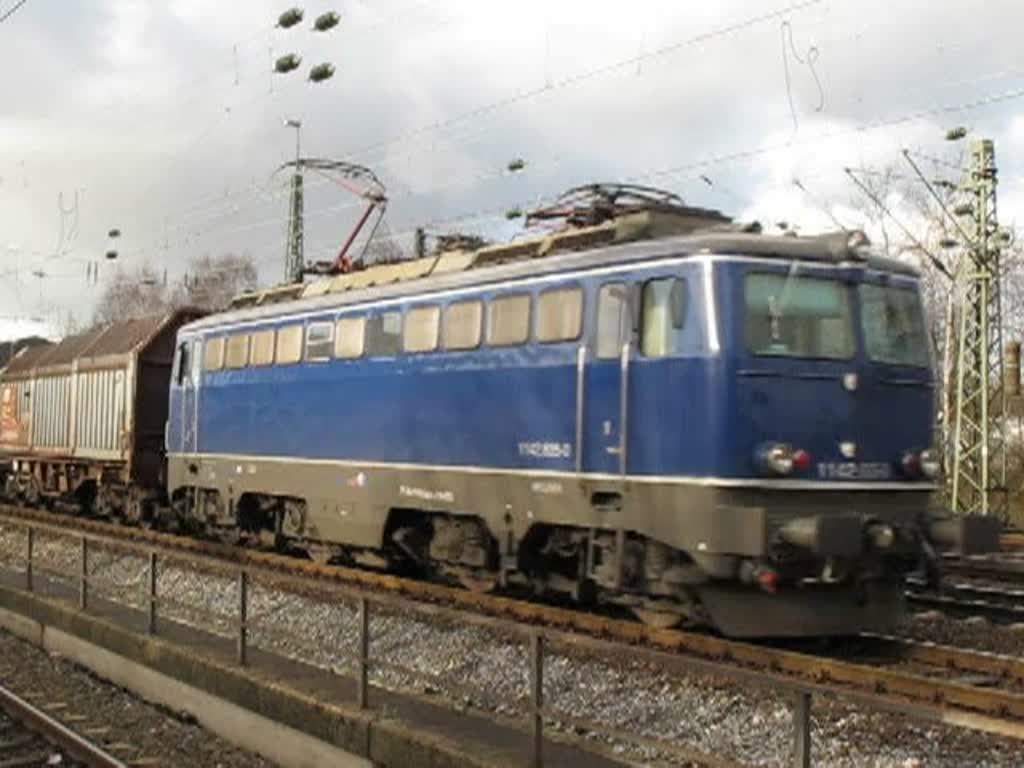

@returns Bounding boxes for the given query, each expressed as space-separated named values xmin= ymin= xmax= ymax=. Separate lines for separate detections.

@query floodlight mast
xmin=283 ymin=119 xmax=304 ymax=284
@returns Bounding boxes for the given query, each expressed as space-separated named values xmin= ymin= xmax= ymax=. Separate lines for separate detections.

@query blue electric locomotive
xmin=164 ymin=197 xmax=993 ymax=637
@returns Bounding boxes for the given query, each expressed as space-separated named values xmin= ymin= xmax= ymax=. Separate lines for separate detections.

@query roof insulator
xmin=939 ymin=238 xmax=958 ymax=249
xmin=505 ymin=208 xmax=523 ymax=220
xmin=953 ymin=202 xmax=973 ymax=217
xmin=313 ymin=11 xmax=340 ymax=31
xmin=507 ymin=158 xmax=526 ymax=173
xmin=275 ymin=53 xmax=302 ymax=73
xmin=945 ymin=126 xmax=968 ymax=141
xmin=309 ymin=62 xmax=335 ymax=82
xmin=277 ymin=8 xmax=304 ymax=28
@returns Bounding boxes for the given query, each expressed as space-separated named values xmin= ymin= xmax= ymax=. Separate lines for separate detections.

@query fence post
xmin=147 ymin=551 xmax=157 ymax=636
xmin=356 ymin=596 xmax=369 ymax=709
xmin=237 ymin=570 xmax=248 ymax=666
xmin=78 ymin=537 xmax=88 ymax=610
xmin=25 ymin=527 xmax=33 ymax=592
xmin=793 ymin=690 xmax=811 ymax=768
xmin=530 ymin=632 xmax=544 ymax=768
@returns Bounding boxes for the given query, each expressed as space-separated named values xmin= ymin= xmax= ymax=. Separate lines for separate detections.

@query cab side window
xmin=305 ymin=322 xmax=334 ymax=361
xmin=640 ymin=278 xmax=687 ymax=357
xmin=175 ymin=342 xmax=192 ymax=385
xmin=366 ymin=311 xmax=403 ymax=357
xmin=596 ymin=283 xmax=629 ymax=359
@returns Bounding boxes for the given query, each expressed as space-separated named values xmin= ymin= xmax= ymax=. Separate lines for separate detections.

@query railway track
xmin=0 ymin=682 xmax=128 ymax=768
xmin=907 ymin=578 xmax=1024 ymax=624
xmin=1002 ymin=533 xmax=1024 ymax=550
xmin=943 ymin=555 xmax=1024 ymax=586
xmin=3 ymin=503 xmax=1024 ymax=741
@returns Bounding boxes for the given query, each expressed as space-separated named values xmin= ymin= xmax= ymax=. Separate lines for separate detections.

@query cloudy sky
xmin=2 ymin=0 xmax=1023 ymax=340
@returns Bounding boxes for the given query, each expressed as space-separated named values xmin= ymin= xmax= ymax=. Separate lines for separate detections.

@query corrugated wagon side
xmin=0 ymin=309 xmax=201 ymax=519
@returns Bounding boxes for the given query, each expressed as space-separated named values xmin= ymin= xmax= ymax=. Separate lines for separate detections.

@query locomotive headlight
xmin=919 ymin=449 xmax=940 ymax=480
xmin=756 ymin=442 xmax=794 ymax=476
xmin=868 ymin=523 xmax=895 ymax=549
xmin=900 ymin=451 xmax=921 ymax=478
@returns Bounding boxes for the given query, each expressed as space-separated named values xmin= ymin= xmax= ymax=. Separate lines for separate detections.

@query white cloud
xmin=0 ymin=318 xmax=53 ymax=344
xmin=2 ymin=0 xmax=1024 ymax=331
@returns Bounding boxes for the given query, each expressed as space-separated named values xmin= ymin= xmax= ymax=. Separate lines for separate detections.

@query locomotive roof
xmin=1 ymin=310 xmax=198 ymax=377
xmin=187 ymin=223 xmax=920 ymax=333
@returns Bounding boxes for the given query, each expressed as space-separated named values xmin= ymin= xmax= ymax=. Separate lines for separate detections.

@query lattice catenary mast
xmin=950 ymin=138 xmax=1007 ymax=517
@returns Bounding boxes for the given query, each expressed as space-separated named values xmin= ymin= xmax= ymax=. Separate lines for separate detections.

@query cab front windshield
xmin=744 ymin=273 xmax=855 ymax=359
xmin=858 ymin=283 xmax=929 ymax=367
xmin=743 ymin=271 xmax=928 ymax=366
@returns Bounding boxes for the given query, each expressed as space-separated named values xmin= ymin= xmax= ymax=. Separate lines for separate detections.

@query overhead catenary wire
xmin=0 ymin=0 xmax=30 ymax=24
xmin=32 ymin=18 xmax=1024 ymax=309
xmin=122 ymin=79 xmax=1024 ymax=272
xmin=122 ymin=9 xmax=1018 ymax=260
xmin=780 ymin=19 xmax=824 ymax=134
xmin=127 ymin=51 xmax=1024 ymax=250
xmin=900 ymin=149 xmax=976 ymax=250
xmin=124 ymin=0 xmax=826 ymax=246
xmin=342 ymin=0 xmax=824 ymax=162
xmin=51 ymin=64 xmax=1024 ymax=278
xmin=844 ymin=167 xmax=954 ymax=281
xmin=792 ymin=178 xmax=850 ymax=230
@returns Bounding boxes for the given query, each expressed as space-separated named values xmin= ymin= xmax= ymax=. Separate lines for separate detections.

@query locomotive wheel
xmin=457 ymin=572 xmax=498 ymax=593
xmin=307 ymin=544 xmax=345 ymax=565
xmin=632 ymin=608 xmax=683 ymax=629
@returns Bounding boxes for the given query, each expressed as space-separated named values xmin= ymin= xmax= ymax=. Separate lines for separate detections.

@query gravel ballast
xmin=1 ymin=523 xmax=1022 ymax=767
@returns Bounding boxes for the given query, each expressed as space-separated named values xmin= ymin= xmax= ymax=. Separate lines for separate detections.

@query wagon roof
xmin=2 ymin=310 xmax=195 ymax=376
xmin=1 ymin=341 xmax=55 ymax=374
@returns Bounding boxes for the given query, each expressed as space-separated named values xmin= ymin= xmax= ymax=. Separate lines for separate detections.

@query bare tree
xmin=92 ymin=265 xmax=170 ymax=326
xmin=93 ymin=252 xmax=257 ymax=326
xmin=171 ymin=252 xmax=258 ymax=311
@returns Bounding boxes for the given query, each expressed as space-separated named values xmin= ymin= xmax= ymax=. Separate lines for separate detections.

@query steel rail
xmin=944 ymin=557 xmax=1024 ymax=586
xmin=0 ymin=682 xmax=128 ymax=768
xmin=3 ymin=504 xmax=1024 ymax=739
xmin=1002 ymin=533 xmax=1024 ymax=550
xmin=907 ymin=584 xmax=1024 ymax=624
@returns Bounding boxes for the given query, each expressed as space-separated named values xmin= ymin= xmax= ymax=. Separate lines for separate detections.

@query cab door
xmin=172 ymin=338 xmax=200 ymax=455
xmin=583 ymin=282 xmax=632 ymax=474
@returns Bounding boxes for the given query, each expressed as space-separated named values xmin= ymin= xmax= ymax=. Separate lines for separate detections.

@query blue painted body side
xmin=167 ymin=255 xmax=934 ymax=482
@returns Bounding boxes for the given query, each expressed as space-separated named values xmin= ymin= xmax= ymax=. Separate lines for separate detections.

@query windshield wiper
xmin=768 ymin=259 xmax=801 ymax=341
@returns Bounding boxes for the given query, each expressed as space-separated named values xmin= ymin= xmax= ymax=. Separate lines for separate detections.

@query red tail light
xmin=757 ymin=568 xmax=779 ymax=593
xmin=792 ymin=449 xmax=812 ymax=472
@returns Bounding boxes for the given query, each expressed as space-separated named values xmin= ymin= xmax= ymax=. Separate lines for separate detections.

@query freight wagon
xmin=0 ymin=310 xmax=200 ymax=520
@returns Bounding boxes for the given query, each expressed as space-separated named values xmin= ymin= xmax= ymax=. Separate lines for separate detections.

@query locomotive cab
xmin=683 ymin=234 xmax=998 ymax=636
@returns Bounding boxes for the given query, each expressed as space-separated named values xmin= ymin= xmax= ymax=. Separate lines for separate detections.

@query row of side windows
xmin=199 ymin=277 xmax=687 ymax=372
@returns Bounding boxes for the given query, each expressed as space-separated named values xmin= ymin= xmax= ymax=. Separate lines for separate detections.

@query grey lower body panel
xmin=168 ymin=453 xmax=932 ymax=557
